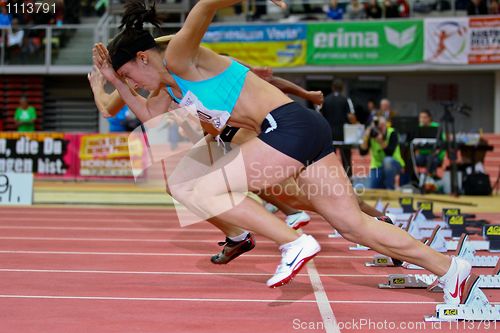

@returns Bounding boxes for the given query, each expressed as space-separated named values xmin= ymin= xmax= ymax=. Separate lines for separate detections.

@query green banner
xmin=307 ymin=20 xmax=424 ymax=65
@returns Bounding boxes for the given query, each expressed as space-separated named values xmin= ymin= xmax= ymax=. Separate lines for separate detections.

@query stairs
xmin=43 ymin=76 xmax=98 ymax=132
xmin=51 ymin=17 xmax=98 ymax=66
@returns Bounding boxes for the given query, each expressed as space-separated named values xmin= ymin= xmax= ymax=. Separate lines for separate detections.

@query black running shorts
xmin=257 ymin=102 xmax=334 ymax=166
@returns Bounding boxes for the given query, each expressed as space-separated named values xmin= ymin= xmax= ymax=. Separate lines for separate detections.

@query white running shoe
xmin=266 ymin=234 xmax=321 ymax=288
xmin=285 ymin=211 xmax=311 ymax=230
xmin=264 ymin=202 xmax=279 ymax=214
xmin=439 ymin=257 xmax=472 ymax=305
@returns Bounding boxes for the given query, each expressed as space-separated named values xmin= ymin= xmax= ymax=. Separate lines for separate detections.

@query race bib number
xmin=180 ymin=91 xmax=231 ymax=130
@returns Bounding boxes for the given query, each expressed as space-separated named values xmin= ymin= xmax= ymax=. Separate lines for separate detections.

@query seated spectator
xmin=0 ymin=5 xmax=11 ymax=27
xmin=6 ymin=17 xmax=23 ymax=62
xmin=384 ymin=0 xmax=400 ymax=18
xmin=365 ymin=0 xmax=382 ymax=19
xmin=324 ymin=0 xmax=344 ymax=20
xmin=346 ymin=0 xmax=366 ymax=19
xmin=396 ymin=0 xmax=410 ymax=17
xmin=490 ymin=0 xmax=500 ymax=14
xmin=467 ymin=0 xmax=488 ymax=15
xmin=107 ymin=106 xmax=129 ymax=132
xmin=360 ymin=116 xmax=405 ymax=190
xmin=14 ymin=96 xmax=37 ymax=132
xmin=415 ymin=110 xmax=444 ymax=175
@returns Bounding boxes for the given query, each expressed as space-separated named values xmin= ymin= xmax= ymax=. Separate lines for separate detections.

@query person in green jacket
xmin=415 ymin=109 xmax=445 ymax=175
xmin=14 ymin=96 xmax=37 ymax=132
xmin=360 ymin=116 xmax=405 ymax=189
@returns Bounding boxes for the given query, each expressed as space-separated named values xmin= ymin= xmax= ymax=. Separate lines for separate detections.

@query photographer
xmin=360 ymin=116 xmax=405 ymax=189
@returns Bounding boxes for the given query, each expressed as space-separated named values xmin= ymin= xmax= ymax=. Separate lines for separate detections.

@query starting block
xmin=454 ymin=234 xmax=499 ymax=268
xmin=379 ymin=260 xmax=500 ymax=290
xmin=425 ymin=275 xmax=500 ymax=322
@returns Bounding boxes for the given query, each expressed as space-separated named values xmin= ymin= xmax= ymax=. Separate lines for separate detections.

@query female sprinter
xmin=90 ymin=36 xmax=387 ymax=264
xmin=88 ymin=60 xmax=322 ymax=263
xmin=93 ymin=0 xmax=470 ymax=303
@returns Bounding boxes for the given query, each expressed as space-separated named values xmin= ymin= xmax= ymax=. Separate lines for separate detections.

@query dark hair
xmin=419 ymin=109 xmax=432 ymax=119
xmin=332 ymin=78 xmax=344 ymax=92
xmin=108 ymin=0 xmax=161 ymax=71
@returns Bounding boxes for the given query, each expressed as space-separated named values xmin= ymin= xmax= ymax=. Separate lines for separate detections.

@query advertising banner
xmin=307 ymin=20 xmax=424 ymax=65
xmin=469 ymin=16 xmax=500 ymax=64
xmin=425 ymin=16 xmax=500 ymax=64
xmin=202 ymin=23 xmax=306 ymax=67
xmin=78 ymin=133 xmax=144 ymax=178
xmin=0 ymin=132 xmax=77 ymax=178
xmin=424 ymin=18 xmax=470 ymax=64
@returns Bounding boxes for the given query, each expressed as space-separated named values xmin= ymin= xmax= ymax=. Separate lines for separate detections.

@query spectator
xmin=415 ymin=110 xmax=445 ymax=175
xmin=396 ymin=0 xmax=410 ymax=17
xmin=490 ymin=0 xmax=500 ymax=14
xmin=324 ymin=0 xmax=344 ymax=20
xmin=378 ymin=98 xmax=396 ymax=122
xmin=320 ymin=78 xmax=355 ymax=177
xmin=6 ymin=17 xmax=26 ymax=63
xmin=365 ymin=0 xmax=382 ymax=19
xmin=467 ymin=0 xmax=488 ymax=15
xmin=366 ymin=99 xmax=379 ymax=125
xmin=14 ymin=96 xmax=37 ymax=132
xmin=107 ymin=106 xmax=129 ymax=132
xmin=0 ymin=5 xmax=11 ymax=27
xmin=384 ymin=0 xmax=400 ymax=18
xmin=346 ymin=0 xmax=366 ymax=19
xmin=360 ymin=116 xmax=405 ymax=189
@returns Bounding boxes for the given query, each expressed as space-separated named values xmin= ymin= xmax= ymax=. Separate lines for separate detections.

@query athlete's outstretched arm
xmin=267 ymin=76 xmax=324 ymax=106
xmin=166 ymin=0 xmax=286 ymax=72
xmin=227 ymin=56 xmax=323 ymax=105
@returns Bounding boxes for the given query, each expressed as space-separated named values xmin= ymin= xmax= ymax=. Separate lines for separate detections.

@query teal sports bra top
xmin=166 ymin=60 xmax=249 ymax=130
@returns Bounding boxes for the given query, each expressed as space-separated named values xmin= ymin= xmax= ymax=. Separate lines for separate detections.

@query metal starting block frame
xmin=379 ymin=261 xmax=500 ymax=290
xmin=425 ymin=275 xmax=500 ymax=322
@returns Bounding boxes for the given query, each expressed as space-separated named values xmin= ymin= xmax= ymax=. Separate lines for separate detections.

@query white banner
xmin=424 ymin=18 xmax=469 ymax=64
xmin=0 ymin=173 xmax=33 ymax=205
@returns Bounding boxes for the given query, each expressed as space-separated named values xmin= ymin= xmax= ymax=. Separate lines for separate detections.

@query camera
xmin=370 ymin=117 xmax=380 ymax=138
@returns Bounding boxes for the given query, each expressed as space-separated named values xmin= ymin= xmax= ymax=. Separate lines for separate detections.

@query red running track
xmin=0 ymin=207 xmax=498 ymax=333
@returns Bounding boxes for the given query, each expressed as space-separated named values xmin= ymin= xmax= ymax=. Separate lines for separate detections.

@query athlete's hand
xmin=87 ymin=66 xmax=106 ymax=92
xmin=270 ymin=0 xmax=287 ymax=9
xmin=87 ymin=67 xmax=113 ymax=118
xmin=307 ymin=91 xmax=324 ymax=106
xmin=252 ymin=67 xmax=273 ymax=81
xmin=93 ymin=43 xmax=120 ymax=84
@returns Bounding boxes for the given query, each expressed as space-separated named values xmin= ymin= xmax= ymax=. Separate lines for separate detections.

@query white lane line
xmin=0 ymin=294 xmax=316 ymax=303
xmin=0 ymin=211 xmax=174 ymax=216
xmin=307 ymin=260 xmax=340 ymax=333
xmin=0 ymin=294 xmax=475 ymax=305
xmin=0 ymin=268 xmax=388 ymax=278
xmin=0 ymin=237 xmax=352 ymax=246
xmin=0 ymin=225 xmax=338 ymax=235
xmin=0 ymin=250 xmax=372 ymax=259
xmin=0 ymin=226 xmax=220 ymax=232
xmin=0 ymin=236 xmax=276 ymax=244
xmin=0 ymin=217 xmax=179 ymax=223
